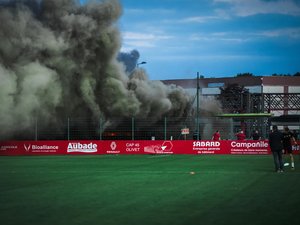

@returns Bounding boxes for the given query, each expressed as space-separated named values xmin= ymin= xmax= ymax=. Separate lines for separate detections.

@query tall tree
xmin=218 ymin=84 xmax=250 ymax=113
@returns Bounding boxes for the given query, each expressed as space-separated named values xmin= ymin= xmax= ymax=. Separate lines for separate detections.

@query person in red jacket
xmin=212 ymin=130 xmax=221 ymax=141
xmin=236 ymin=130 xmax=246 ymax=140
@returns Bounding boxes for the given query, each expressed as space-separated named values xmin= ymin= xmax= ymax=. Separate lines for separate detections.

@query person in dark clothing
xmin=269 ymin=125 xmax=284 ymax=172
xmin=252 ymin=130 xmax=260 ymax=140
xmin=292 ymin=130 xmax=299 ymax=140
xmin=282 ymin=127 xmax=295 ymax=170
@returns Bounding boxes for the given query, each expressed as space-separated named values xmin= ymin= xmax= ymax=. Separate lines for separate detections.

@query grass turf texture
xmin=0 ymin=155 xmax=299 ymax=225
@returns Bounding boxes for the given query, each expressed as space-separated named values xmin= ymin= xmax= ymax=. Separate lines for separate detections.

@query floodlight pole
xmin=196 ymin=72 xmax=200 ymax=140
xmin=35 ymin=117 xmax=38 ymax=141
xmin=67 ymin=117 xmax=70 ymax=141
xmin=132 ymin=117 xmax=135 ymax=140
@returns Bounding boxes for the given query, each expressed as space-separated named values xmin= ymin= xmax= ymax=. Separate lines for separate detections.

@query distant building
xmin=162 ymin=76 xmax=300 ymax=116
xmin=162 ymin=76 xmax=300 ymax=137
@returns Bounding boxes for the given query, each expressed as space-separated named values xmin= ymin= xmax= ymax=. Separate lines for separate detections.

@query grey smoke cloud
xmin=0 ymin=0 xmax=193 ymax=139
xmin=117 ymin=49 xmax=140 ymax=73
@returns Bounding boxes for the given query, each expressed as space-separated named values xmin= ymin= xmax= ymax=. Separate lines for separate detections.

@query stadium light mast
xmin=196 ymin=72 xmax=200 ymax=140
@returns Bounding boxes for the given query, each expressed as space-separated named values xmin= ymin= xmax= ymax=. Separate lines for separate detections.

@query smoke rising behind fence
xmin=0 ymin=0 xmax=199 ymax=139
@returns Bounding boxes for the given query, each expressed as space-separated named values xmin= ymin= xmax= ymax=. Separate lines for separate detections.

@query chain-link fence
xmin=1 ymin=116 xmax=271 ymax=141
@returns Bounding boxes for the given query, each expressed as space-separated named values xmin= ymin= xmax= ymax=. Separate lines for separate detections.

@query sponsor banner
xmin=0 ymin=141 xmax=65 ymax=155
xmin=228 ymin=140 xmax=270 ymax=155
xmin=144 ymin=141 xmax=175 ymax=154
xmin=0 ymin=141 xmax=98 ymax=155
xmin=0 ymin=140 xmax=299 ymax=156
xmin=67 ymin=142 xmax=98 ymax=153
xmin=102 ymin=141 xmax=122 ymax=154
xmin=100 ymin=141 xmax=176 ymax=154
xmin=192 ymin=141 xmax=222 ymax=154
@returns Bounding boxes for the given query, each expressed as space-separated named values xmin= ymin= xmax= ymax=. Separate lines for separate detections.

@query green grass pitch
xmin=0 ymin=155 xmax=299 ymax=225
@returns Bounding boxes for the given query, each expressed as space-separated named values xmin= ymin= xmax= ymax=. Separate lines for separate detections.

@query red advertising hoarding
xmin=1 ymin=140 xmax=299 ymax=156
xmin=1 ymin=140 xmax=300 ymax=156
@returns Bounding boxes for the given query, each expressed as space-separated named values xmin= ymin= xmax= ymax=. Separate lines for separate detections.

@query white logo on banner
xmin=144 ymin=141 xmax=173 ymax=154
xmin=110 ymin=142 xmax=117 ymax=150
xmin=24 ymin=144 xmax=31 ymax=151
xmin=67 ymin=142 xmax=97 ymax=153
xmin=192 ymin=141 xmax=221 ymax=152
xmin=161 ymin=141 xmax=173 ymax=151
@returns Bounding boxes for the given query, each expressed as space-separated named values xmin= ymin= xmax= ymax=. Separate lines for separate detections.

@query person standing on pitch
xmin=282 ymin=127 xmax=295 ymax=170
xmin=252 ymin=130 xmax=260 ymax=140
xmin=212 ymin=130 xmax=221 ymax=141
xmin=269 ymin=125 xmax=284 ymax=173
xmin=236 ymin=130 xmax=246 ymax=140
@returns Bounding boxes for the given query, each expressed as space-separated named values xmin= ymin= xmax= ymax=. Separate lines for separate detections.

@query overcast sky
xmin=118 ymin=0 xmax=300 ymax=80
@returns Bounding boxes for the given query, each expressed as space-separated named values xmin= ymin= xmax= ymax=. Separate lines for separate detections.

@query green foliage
xmin=219 ymin=83 xmax=249 ymax=94
xmin=294 ymin=72 xmax=300 ymax=76
xmin=236 ymin=72 xmax=254 ymax=77
xmin=218 ymin=84 xmax=249 ymax=113
xmin=235 ymin=72 xmax=300 ymax=77
xmin=271 ymin=73 xmax=300 ymax=76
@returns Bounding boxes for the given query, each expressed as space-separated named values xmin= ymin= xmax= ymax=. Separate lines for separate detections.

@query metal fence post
xmin=164 ymin=117 xmax=167 ymax=140
xmin=132 ymin=117 xmax=135 ymax=140
xmin=196 ymin=72 xmax=200 ymax=140
xmin=67 ymin=117 xmax=70 ymax=141
xmin=35 ymin=117 xmax=38 ymax=141
xmin=99 ymin=117 xmax=102 ymax=140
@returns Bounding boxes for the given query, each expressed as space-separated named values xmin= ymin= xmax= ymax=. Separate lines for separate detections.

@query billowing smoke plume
xmin=0 ymin=0 xmax=192 ymax=139
xmin=117 ymin=49 xmax=140 ymax=74
xmin=199 ymin=97 xmax=229 ymax=139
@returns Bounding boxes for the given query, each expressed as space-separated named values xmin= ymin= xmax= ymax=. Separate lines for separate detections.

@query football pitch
xmin=0 ymin=155 xmax=299 ymax=225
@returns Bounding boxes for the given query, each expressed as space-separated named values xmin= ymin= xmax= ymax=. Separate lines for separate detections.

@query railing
xmin=0 ymin=116 xmax=271 ymax=141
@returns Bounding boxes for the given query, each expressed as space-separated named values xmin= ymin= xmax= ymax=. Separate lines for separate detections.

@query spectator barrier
xmin=1 ymin=140 xmax=299 ymax=155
